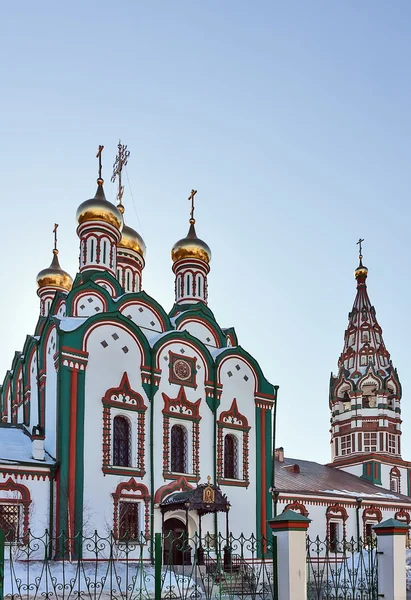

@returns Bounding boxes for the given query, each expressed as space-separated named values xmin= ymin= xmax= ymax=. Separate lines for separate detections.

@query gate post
xmin=268 ymin=510 xmax=311 ymax=600
xmin=154 ymin=532 xmax=162 ymax=600
xmin=374 ymin=518 xmax=409 ymax=600
xmin=0 ymin=529 xmax=4 ymax=600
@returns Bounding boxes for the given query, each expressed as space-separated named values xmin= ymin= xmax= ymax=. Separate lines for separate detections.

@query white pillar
xmin=374 ymin=518 xmax=410 ymax=600
xmin=268 ymin=509 xmax=311 ymax=600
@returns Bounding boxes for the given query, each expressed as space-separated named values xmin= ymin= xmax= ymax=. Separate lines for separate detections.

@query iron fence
xmin=0 ymin=529 xmax=276 ymax=600
xmin=306 ymin=535 xmax=379 ymax=600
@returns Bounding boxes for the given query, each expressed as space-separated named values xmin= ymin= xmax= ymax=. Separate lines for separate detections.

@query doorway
xmin=163 ymin=518 xmax=192 ymax=565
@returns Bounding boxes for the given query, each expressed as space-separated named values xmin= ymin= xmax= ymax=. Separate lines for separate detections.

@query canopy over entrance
xmin=160 ymin=479 xmax=230 ymax=516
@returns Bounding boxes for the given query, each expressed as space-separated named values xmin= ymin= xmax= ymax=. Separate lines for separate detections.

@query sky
xmin=0 ymin=1 xmax=410 ymax=464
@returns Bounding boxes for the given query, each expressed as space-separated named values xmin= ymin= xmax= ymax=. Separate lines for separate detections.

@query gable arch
xmin=153 ymin=331 xmax=214 ymax=383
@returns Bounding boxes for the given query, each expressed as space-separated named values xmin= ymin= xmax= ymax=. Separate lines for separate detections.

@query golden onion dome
xmin=37 ymin=250 xmax=73 ymax=292
xmin=76 ymin=179 xmax=123 ymax=232
xmin=119 ymin=223 xmax=146 ymax=258
xmin=355 ymin=257 xmax=368 ymax=279
xmin=171 ymin=220 xmax=211 ymax=264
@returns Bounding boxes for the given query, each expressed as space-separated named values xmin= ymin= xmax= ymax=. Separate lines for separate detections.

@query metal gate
xmin=306 ymin=535 xmax=379 ymax=600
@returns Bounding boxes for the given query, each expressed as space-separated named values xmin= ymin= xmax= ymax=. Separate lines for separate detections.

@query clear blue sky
xmin=0 ymin=1 xmax=410 ymax=463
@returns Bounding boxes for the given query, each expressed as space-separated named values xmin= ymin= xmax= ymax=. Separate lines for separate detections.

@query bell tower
xmin=329 ymin=242 xmax=405 ymax=491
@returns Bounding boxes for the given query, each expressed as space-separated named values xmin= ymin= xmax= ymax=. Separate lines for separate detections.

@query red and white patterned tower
xmin=330 ymin=245 xmax=402 ymax=476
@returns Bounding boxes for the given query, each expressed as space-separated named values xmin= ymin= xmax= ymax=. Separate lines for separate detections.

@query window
xmin=118 ymin=501 xmax=139 ymax=541
xmin=340 ymin=435 xmax=351 ymax=456
xmin=0 ymin=504 xmax=20 ymax=542
xmin=113 ymin=416 xmax=131 ymax=467
xmin=348 ymin=356 xmax=354 ymax=369
xmin=224 ymin=434 xmax=239 ymax=479
xmin=329 ymin=522 xmax=340 ymax=552
xmin=103 ymin=240 xmax=108 ymax=264
xmin=360 ymin=355 xmax=367 ymax=366
xmin=364 ymin=432 xmax=377 ymax=452
xmin=388 ymin=434 xmax=396 ymax=454
xmin=90 ymin=238 xmax=95 ymax=262
xmin=365 ymin=523 xmax=374 ymax=541
xmin=197 ymin=276 xmax=202 ymax=298
xmin=348 ymin=333 xmax=355 ymax=346
xmin=361 ymin=329 xmax=370 ymax=342
xmin=170 ymin=425 xmax=188 ymax=473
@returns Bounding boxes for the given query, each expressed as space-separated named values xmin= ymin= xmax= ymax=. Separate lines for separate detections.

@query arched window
xmin=224 ymin=434 xmax=238 ymax=479
xmin=90 ymin=238 xmax=95 ymax=262
xmin=170 ymin=424 xmax=187 ymax=473
xmin=185 ymin=274 xmax=191 ymax=296
xmin=113 ymin=416 xmax=131 ymax=467
xmin=126 ymin=271 xmax=131 ymax=291
xmin=197 ymin=275 xmax=202 ymax=298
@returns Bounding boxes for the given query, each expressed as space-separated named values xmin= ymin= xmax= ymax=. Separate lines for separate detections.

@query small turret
xmin=36 ymin=224 xmax=73 ymax=316
xmin=171 ymin=190 xmax=211 ymax=305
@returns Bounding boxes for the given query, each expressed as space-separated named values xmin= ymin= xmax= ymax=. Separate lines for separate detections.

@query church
xmin=1 ymin=144 xmax=411 ymax=558
xmin=0 ymin=144 xmax=276 ymax=557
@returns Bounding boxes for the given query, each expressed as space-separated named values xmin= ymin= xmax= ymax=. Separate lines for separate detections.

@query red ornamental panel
xmin=168 ymin=352 xmax=197 ymax=389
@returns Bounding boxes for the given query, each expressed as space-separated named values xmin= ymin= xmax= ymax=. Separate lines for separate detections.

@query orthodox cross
xmin=357 ymin=238 xmax=364 ymax=257
xmin=53 ymin=223 xmax=59 ymax=252
xmin=111 ymin=141 xmax=130 ymax=205
xmin=188 ymin=189 xmax=197 ymax=221
xmin=96 ymin=145 xmax=104 ymax=180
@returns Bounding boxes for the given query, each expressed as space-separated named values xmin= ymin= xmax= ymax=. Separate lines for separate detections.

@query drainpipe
xmin=270 ymin=386 xmax=280 ymax=514
xmin=356 ymin=497 xmax=363 ymax=548
xmin=48 ymin=463 xmax=57 ymax=558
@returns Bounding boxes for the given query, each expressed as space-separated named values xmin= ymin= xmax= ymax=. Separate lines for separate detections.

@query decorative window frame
xmin=112 ymin=479 xmax=151 ymax=541
xmin=102 ymin=373 xmax=147 ymax=476
xmin=217 ymin=399 xmax=250 ymax=488
xmin=326 ymin=504 xmax=348 ymax=542
xmin=0 ymin=478 xmax=32 ymax=543
xmin=162 ymin=387 xmax=201 ymax=482
xmin=362 ymin=507 xmax=382 ymax=540
xmin=283 ymin=501 xmax=309 ymax=517
xmin=168 ymin=351 xmax=197 ymax=389
xmin=390 ymin=466 xmax=401 ymax=493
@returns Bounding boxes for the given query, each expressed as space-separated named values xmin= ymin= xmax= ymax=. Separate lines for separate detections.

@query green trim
xmin=56 ymin=364 xmax=71 ymax=535
xmin=255 ymin=405 xmax=262 ymax=551
xmin=74 ymin=369 xmax=86 ymax=540
xmin=265 ymin=409 xmax=273 ymax=525
xmin=361 ymin=461 xmax=382 ymax=485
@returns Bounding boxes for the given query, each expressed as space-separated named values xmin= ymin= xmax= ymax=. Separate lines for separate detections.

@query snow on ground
xmin=4 ymin=560 xmax=201 ymax=599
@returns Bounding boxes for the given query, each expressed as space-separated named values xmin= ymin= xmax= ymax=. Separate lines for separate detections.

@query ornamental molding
xmin=218 ymin=399 xmax=250 ymax=430
xmin=162 ymin=386 xmax=201 ymax=420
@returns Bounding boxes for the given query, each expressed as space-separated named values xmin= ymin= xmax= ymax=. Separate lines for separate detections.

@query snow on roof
xmin=0 ymin=427 xmax=55 ymax=465
xmin=58 ymin=317 xmax=88 ymax=332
